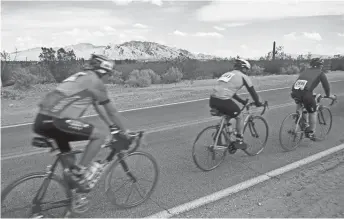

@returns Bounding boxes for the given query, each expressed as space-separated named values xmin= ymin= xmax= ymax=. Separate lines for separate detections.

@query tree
xmin=39 ymin=47 xmax=56 ymax=62
xmin=57 ymin=48 xmax=76 ymax=61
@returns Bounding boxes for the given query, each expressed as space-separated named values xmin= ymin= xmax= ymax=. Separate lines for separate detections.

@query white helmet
xmin=234 ymin=58 xmax=251 ymax=70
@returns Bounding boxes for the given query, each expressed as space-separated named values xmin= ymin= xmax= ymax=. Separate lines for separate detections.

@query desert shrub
xmin=27 ymin=64 xmax=56 ymax=83
xmin=249 ymin=64 xmax=264 ymax=76
xmin=263 ymin=61 xmax=284 ymax=74
xmin=280 ymin=65 xmax=300 ymax=75
xmin=11 ymin=67 xmax=39 ymax=90
xmin=125 ymin=69 xmax=152 ymax=87
xmin=161 ymin=66 xmax=183 ymax=84
xmin=331 ymin=58 xmax=344 ymax=71
xmin=107 ymin=70 xmax=124 ymax=84
xmin=141 ymin=69 xmax=161 ymax=84
xmin=1 ymin=90 xmax=23 ymax=100
xmin=299 ymin=62 xmax=310 ymax=72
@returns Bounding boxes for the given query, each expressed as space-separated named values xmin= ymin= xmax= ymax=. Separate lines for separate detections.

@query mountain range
xmin=9 ymin=40 xmax=338 ymax=62
xmin=9 ymin=41 xmax=222 ymax=61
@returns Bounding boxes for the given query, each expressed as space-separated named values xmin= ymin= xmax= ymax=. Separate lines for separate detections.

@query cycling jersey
xmin=38 ymin=71 xmax=110 ymax=119
xmin=212 ymin=70 xmax=254 ymax=100
xmin=292 ymin=68 xmax=330 ymax=96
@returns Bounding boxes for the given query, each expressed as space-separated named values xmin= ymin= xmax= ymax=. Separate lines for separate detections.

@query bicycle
xmin=279 ymin=94 xmax=337 ymax=152
xmin=192 ymin=99 xmax=269 ymax=172
xmin=1 ymin=130 xmax=159 ymax=218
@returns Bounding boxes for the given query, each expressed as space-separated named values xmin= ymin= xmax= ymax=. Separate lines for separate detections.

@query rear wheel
xmin=1 ymin=172 xmax=72 ymax=218
xmin=192 ymin=125 xmax=227 ymax=171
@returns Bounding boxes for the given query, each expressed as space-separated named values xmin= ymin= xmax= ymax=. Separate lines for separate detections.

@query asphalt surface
xmin=1 ymin=81 xmax=344 ymax=218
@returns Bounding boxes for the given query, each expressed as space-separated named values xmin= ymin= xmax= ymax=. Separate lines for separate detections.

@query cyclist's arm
xmin=319 ymin=72 xmax=330 ymax=97
xmin=93 ymin=103 xmax=112 ymax=127
xmin=92 ymin=82 xmax=129 ymax=132
xmin=233 ymin=93 xmax=247 ymax=105
xmin=242 ymin=76 xmax=260 ymax=104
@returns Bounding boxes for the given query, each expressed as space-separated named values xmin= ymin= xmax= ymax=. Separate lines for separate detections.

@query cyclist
xmin=32 ymin=54 xmax=132 ymax=189
xmin=210 ymin=58 xmax=264 ymax=151
xmin=290 ymin=57 xmax=335 ymax=140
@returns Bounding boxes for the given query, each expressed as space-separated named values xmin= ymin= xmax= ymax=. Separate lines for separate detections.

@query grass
xmin=1 ymin=71 xmax=344 ymax=126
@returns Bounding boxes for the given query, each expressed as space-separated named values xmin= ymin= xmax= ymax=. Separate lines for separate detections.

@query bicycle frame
xmin=212 ymin=100 xmax=268 ymax=150
xmin=293 ymin=94 xmax=337 ymax=134
xmin=29 ymin=131 xmax=145 ymax=214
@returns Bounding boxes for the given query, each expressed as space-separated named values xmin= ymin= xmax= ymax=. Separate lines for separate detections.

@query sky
xmin=1 ymin=0 xmax=344 ymax=58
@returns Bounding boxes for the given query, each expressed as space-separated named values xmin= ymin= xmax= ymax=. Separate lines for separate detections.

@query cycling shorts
xmin=209 ymin=96 xmax=241 ymax=118
xmin=291 ymin=90 xmax=317 ymax=113
xmin=33 ymin=113 xmax=94 ymax=152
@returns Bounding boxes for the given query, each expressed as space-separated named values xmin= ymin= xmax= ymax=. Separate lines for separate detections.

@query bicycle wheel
xmin=192 ymin=125 xmax=227 ymax=171
xmin=279 ymin=113 xmax=304 ymax=151
xmin=242 ymin=115 xmax=269 ymax=156
xmin=104 ymin=151 xmax=159 ymax=209
xmin=1 ymin=172 xmax=72 ymax=218
xmin=315 ymin=106 xmax=333 ymax=141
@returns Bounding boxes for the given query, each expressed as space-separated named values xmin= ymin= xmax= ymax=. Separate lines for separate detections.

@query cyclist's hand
xmin=255 ymin=101 xmax=264 ymax=107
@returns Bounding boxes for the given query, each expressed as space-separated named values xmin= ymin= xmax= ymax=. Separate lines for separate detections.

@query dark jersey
xmin=292 ymin=68 xmax=330 ymax=96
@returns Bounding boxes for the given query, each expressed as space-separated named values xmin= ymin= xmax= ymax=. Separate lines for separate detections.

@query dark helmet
xmin=310 ymin=57 xmax=324 ymax=68
xmin=233 ymin=58 xmax=251 ymax=71
xmin=88 ymin=54 xmax=114 ymax=75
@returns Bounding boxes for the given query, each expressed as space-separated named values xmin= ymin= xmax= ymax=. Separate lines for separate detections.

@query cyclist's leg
xmin=303 ymin=91 xmax=317 ymax=139
xmin=53 ymin=118 xmax=107 ymax=168
xmin=33 ymin=113 xmax=76 ymax=168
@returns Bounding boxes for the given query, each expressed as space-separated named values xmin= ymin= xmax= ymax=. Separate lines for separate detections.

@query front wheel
xmin=192 ymin=125 xmax=227 ymax=171
xmin=1 ymin=172 xmax=72 ymax=218
xmin=279 ymin=113 xmax=303 ymax=152
xmin=242 ymin=115 xmax=269 ymax=156
xmin=314 ymin=106 xmax=333 ymax=141
xmin=104 ymin=151 xmax=159 ymax=209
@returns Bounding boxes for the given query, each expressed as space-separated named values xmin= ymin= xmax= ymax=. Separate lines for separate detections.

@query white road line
xmin=1 ymin=101 xmax=296 ymax=160
xmin=145 ymin=143 xmax=344 ymax=218
xmin=2 ymin=79 xmax=342 ymax=129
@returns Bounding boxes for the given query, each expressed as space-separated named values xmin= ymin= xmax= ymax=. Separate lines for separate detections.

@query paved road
xmin=1 ymin=81 xmax=344 ymax=218
xmin=177 ymin=149 xmax=344 ymax=218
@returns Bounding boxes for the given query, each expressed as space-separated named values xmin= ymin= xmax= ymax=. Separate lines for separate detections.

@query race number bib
xmin=218 ymin=72 xmax=235 ymax=83
xmin=63 ymin=72 xmax=87 ymax=82
xmin=294 ymin=80 xmax=308 ymax=90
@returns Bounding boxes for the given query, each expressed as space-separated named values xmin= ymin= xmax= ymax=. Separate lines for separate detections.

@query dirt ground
xmin=177 ymin=148 xmax=344 ymax=218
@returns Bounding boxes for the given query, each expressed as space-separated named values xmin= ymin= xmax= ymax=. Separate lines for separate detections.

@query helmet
xmin=233 ymin=58 xmax=251 ymax=71
xmin=89 ymin=54 xmax=114 ymax=74
xmin=310 ymin=58 xmax=323 ymax=68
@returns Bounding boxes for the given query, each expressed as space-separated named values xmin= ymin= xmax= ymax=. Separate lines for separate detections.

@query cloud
xmin=303 ymin=32 xmax=322 ymax=41
xmin=193 ymin=32 xmax=223 ymax=38
xmin=240 ymin=44 xmax=248 ymax=50
xmin=104 ymin=26 xmax=116 ymax=32
xmin=213 ymin=26 xmax=226 ymax=31
xmin=112 ymin=0 xmax=163 ymax=6
xmin=173 ymin=30 xmax=187 ymax=36
xmin=133 ymin=23 xmax=148 ymax=28
xmin=284 ymin=32 xmax=298 ymax=40
xmin=196 ymin=1 xmax=344 ymax=22
xmin=338 ymin=33 xmax=344 ymax=37
xmin=93 ymin=31 xmax=105 ymax=37
xmin=225 ymin=22 xmax=248 ymax=27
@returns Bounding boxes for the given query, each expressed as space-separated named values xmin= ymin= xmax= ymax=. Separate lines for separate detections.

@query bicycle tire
xmin=192 ymin=125 xmax=227 ymax=172
xmin=279 ymin=113 xmax=303 ymax=152
xmin=315 ymin=106 xmax=333 ymax=140
xmin=242 ymin=115 xmax=269 ymax=156
xmin=104 ymin=151 xmax=159 ymax=209
xmin=1 ymin=172 xmax=72 ymax=218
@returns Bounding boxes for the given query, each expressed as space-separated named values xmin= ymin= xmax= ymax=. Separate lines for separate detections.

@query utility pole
xmin=272 ymin=41 xmax=276 ymax=60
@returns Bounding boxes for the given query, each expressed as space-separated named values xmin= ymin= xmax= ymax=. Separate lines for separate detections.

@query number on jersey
xmin=218 ymin=72 xmax=235 ymax=83
xmin=294 ymin=80 xmax=308 ymax=90
xmin=63 ymin=72 xmax=87 ymax=82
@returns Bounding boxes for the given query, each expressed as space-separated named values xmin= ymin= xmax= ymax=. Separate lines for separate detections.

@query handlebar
xmin=240 ymin=99 xmax=269 ymax=116
xmin=316 ymin=94 xmax=337 ymax=106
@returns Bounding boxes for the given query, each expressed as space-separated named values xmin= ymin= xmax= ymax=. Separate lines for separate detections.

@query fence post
xmin=272 ymin=41 xmax=276 ymax=60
